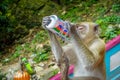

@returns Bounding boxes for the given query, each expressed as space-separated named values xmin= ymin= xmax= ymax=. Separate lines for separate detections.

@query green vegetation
xmin=0 ymin=0 xmax=120 ymax=65
xmin=96 ymin=15 xmax=120 ymax=41
xmin=0 ymin=71 xmax=6 ymax=79
xmin=0 ymin=0 xmax=59 ymax=53
xmin=1 ymin=30 xmax=50 ymax=64
xmin=112 ymin=4 xmax=120 ymax=12
xmin=33 ymin=44 xmax=51 ymax=63
xmin=59 ymin=0 xmax=120 ymax=42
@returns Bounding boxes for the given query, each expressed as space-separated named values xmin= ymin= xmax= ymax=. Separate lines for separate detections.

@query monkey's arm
xmin=42 ymin=16 xmax=62 ymax=61
xmin=47 ymin=30 xmax=63 ymax=62
xmin=47 ymin=30 xmax=70 ymax=80
xmin=89 ymin=39 xmax=105 ymax=68
xmin=69 ymin=25 xmax=105 ymax=70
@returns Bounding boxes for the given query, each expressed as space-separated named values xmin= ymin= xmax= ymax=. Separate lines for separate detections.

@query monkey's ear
xmin=94 ymin=24 xmax=99 ymax=34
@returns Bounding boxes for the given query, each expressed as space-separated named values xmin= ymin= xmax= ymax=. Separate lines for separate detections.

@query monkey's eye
xmin=78 ymin=26 xmax=84 ymax=30
xmin=77 ymin=25 xmax=86 ymax=31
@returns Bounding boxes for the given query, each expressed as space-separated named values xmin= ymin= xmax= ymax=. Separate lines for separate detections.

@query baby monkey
xmin=42 ymin=16 xmax=106 ymax=80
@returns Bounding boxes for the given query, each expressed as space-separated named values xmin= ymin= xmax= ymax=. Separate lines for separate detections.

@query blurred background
xmin=0 ymin=0 xmax=120 ymax=79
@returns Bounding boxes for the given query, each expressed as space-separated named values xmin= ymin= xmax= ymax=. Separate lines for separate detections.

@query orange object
xmin=14 ymin=57 xmax=30 ymax=80
xmin=14 ymin=70 xmax=30 ymax=80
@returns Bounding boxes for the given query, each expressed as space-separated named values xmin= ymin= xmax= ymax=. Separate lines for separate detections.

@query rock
xmin=119 ymin=24 xmax=120 ymax=28
xmin=108 ymin=25 xmax=113 ymax=29
xmin=36 ymin=65 xmax=59 ymax=80
xmin=1 ymin=63 xmax=19 ymax=74
xmin=6 ymin=69 xmax=15 ymax=80
xmin=50 ymin=55 xmax=56 ymax=61
xmin=28 ymin=58 xmax=36 ymax=64
xmin=34 ymin=66 xmax=44 ymax=72
xmin=48 ymin=62 xmax=56 ymax=67
xmin=38 ymin=63 xmax=45 ymax=67
xmin=36 ymin=44 xmax=44 ymax=50
xmin=31 ymin=74 xmax=39 ymax=80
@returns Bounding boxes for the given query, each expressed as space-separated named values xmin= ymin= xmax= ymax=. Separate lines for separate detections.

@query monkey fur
xmin=42 ymin=17 xmax=106 ymax=80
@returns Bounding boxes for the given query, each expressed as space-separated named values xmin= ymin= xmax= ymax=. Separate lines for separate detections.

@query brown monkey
xmin=63 ymin=22 xmax=106 ymax=80
xmin=42 ymin=17 xmax=106 ymax=80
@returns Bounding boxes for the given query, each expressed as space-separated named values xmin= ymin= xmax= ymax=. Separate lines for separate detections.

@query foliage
xmin=1 ymin=30 xmax=50 ymax=64
xmin=104 ymin=27 xmax=118 ymax=41
xmin=96 ymin=15 xmax=120 ymax=41
xmin=32 ymin=30 xmax=48 ymax=44
xmin=59 ymin=0 xmax=120 ymax=42
xmin=0 ymin=71 xmax=6 ymax=80
xmin=60 ymin=7 xmax=81 ymax=22
xmin=111 ymin=4 xmax=120 ymax=12
xmin=103 ymin=15 xmax=120 ymax=24
xmin=33 ymin=45 xmax=51 ymax=63
xmin=0 ymin=0 xmax=60 ymax=53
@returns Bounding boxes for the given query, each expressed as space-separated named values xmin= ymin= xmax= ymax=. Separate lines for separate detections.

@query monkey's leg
xmin=47 ymin=30 xmax=70 ymax=80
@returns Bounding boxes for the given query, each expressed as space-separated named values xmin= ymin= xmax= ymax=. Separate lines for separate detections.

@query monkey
xmin=42 ymin=17 xmax=106 ymax=80
xmin=63 ymin=23 xmax=106 ymax=80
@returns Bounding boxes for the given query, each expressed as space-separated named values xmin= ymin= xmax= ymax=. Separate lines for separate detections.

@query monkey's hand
xmin=42 ymin=16 xmax=51 ymax=29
